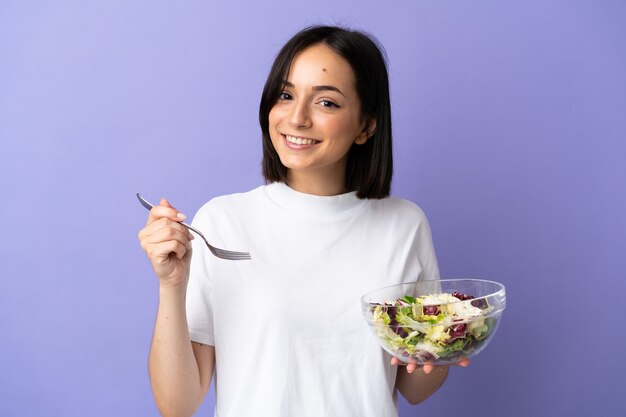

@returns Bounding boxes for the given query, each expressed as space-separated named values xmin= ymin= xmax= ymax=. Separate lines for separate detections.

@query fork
xmin=136 ymin=193 xmax=251 ymax=261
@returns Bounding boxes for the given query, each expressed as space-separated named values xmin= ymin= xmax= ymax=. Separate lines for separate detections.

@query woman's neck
xmin=286 ymin=166 xmax=347 ymax=196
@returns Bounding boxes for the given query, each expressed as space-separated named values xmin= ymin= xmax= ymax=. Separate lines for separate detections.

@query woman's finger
xmin=147 ymin=218 xmax=192 ymax=241
xmin=140 ymin=217 xmax=194 ymax=243
xmin=421 ymin=363 xmax=435 ymax=374
xmin=390 ymin=357 xmax=412 ymax=366
xmin=390 ymin=357 xmax=465 ymax=374
xmin=142 ymin=223 xmax=191 ymax=252
xmin=139 ymin=218 xmax=194 ymax=256
xmin=145 ymin=198 xmax=187 ymax=226
xmin=146 ymin=239 xmax=189 ymax=262
xmin=457 ymin=358 xmax=470 ymax=367
xmin=390 ymin=357 xmax=420 ymax=374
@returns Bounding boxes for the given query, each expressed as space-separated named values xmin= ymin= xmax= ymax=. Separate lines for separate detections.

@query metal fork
xmin=136 ymin=193 xmax=251 ymax=261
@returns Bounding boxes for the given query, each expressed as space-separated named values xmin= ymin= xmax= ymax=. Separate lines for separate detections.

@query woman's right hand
xmin=138 ymin=198 xmax=195 ymax=287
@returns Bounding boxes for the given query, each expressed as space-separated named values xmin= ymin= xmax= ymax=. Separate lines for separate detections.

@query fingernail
xmin=176 ymin=212 xmax=187 ymax=220
xmin=187 ymin=241 xmax=192 ymax=249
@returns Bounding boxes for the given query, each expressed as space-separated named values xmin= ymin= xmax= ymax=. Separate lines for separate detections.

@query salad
xmin=368 ymin=291 xmax=497 ymax=363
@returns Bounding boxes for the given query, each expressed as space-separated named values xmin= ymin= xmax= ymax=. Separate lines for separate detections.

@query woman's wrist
xmin=159 ymin=281 xmax=188 ymax=300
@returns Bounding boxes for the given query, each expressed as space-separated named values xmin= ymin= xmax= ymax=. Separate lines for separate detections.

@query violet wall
xmin=1 ymin=1 xmax=625 ymax=416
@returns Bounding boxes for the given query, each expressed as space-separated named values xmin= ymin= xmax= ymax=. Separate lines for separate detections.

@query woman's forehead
xmin=286 ymin=44 xmax=356 ymax=90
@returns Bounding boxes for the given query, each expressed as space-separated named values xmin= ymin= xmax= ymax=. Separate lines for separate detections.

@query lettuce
xmin=368 ymin=291 xmax=496 ymax=363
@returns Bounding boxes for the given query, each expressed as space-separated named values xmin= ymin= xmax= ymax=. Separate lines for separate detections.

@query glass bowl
xmin=361 ymin=279 xmax=506 ymax=365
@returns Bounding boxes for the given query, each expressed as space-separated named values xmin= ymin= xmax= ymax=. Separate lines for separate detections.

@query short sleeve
xmin=185 ymin=206 xmax=215 ymax=346
xmin=415 ymin=209 xmax=440 ymax=282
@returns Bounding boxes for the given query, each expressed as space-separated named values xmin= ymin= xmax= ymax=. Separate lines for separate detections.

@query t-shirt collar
xmin=264 ymin=181 xmax=368 ymax=220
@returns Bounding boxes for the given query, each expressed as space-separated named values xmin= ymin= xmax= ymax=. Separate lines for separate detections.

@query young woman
xmin=138 ymin=25 xmax=468 ymax=417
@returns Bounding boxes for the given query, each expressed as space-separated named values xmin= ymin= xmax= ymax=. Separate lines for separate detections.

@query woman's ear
xmin=355 ymin=118 xmax=377 ymax=145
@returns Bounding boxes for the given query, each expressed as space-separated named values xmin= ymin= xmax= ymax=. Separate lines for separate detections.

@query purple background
xmin=1 ymin=1 xmax=625 ymax=416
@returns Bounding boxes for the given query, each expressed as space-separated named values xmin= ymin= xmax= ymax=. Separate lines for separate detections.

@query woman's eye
xmin=319 ymin=100 xmax=339 ymax=108
xmin=279 ymin=92 xmax=293 ymax=100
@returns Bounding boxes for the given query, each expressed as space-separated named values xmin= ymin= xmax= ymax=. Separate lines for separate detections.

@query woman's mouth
xmin=282 ymin=134 xmax=322 ymax=149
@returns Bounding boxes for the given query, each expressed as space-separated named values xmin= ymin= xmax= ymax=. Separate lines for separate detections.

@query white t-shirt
xmin=186 ymin=182 xmax=440 ymax=417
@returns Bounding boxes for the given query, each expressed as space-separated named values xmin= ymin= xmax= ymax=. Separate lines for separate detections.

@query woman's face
xmin=268 ymin=43 xmax=372 ymax=192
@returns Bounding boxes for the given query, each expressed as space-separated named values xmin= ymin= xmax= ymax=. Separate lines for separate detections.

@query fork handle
xmin=136 ymin=193 xmax=154 ymax=211
xmin=137 ymin=193 xmax=204 ymax=238
xmin=180 ymin=222 xmax=206 ymax=240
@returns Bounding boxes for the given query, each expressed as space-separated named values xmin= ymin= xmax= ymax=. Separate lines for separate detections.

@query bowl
xmin=361 ymin=279 xmax=506 ymax=365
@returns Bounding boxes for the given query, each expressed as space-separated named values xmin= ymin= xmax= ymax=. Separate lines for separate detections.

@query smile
xmin=282 ymin=134 xmax=322 ymax=147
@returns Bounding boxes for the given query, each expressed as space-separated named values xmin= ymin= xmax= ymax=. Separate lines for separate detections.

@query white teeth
xmin=286 ymin=135 xmax=318 ymax=146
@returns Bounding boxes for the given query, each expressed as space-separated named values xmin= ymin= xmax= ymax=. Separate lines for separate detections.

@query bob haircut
xmin=259 ymin=25 xmax=393 ymax=199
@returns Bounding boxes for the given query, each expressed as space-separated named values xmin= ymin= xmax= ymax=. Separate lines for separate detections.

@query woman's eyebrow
xmin=313 ymin=85 xmax=346 ymax=97
xmin=282 ymin=80 xmax=346 ymax=97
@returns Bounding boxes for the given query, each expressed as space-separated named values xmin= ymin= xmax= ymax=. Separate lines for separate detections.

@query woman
xmin=138 ymin=25 xmax=468 ymax=417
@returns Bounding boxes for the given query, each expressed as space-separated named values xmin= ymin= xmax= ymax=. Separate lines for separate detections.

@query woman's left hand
xmin=390 ymin=356 xmax=470 ymax=374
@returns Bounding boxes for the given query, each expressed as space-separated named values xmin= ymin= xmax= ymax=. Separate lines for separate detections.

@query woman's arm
xmin=149 ymin=285 xmax=215 ymax=417
xmin=394 ymin=363 xmax=448 ymax=405
xmin=394 ymin=357 xmax=469 ymax=404
xmin=139 ymin=199 xmax=215 ymax=417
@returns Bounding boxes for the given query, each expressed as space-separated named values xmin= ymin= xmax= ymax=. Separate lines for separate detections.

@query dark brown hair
xmin=259 ymin=25 xmax=393 ymax=199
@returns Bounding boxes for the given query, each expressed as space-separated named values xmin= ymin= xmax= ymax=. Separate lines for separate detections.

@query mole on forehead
xmin=322 ymin=68 xmax=327 ymax=72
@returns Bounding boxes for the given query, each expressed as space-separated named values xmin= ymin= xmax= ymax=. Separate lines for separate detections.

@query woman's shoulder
xmin=370 ymin=195 xmax=427 ymax=217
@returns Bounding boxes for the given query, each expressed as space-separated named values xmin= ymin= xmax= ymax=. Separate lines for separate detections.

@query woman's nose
xmin=288 ymin=101 xmax=312 ymax=128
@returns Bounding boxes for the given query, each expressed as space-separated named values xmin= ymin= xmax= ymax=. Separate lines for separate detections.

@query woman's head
xmin=259 ymin=26 xmax=393 ymax=199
